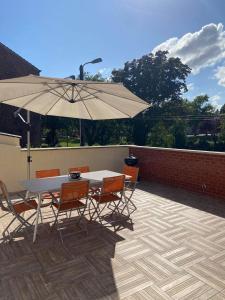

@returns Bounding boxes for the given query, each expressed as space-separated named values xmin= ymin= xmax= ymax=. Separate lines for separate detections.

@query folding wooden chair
xmin=68 ymin=166 xmax=99 ymax=195
xmin=0 ymin=180 xmax=37 ymax=240
xmin=122 ymin=165 xmax=139 ymax=215
xmin=51 ymin=180 xmax=90 ymax=242
xmin=90 ymin=175 xmax=126 ymax=225
xmin=36 ymin=168 xmax=60 ymax=204
xmin=68 ymin=166 xmax=90 ymax=173
xmin=36 ymin=168 xmax=60 ymax=179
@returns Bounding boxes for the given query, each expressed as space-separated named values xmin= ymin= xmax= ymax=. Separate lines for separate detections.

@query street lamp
xmin=79 ymin=57 xmax=102 ymax=146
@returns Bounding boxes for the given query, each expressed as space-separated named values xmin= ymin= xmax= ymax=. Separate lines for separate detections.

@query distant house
xmin=0 ymin=42 xmax=41 ymax=147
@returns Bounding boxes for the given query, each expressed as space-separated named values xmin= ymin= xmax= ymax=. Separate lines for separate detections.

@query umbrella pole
xmin=27 ymin=110 xmax=31 ymax=180
xmin=79 ymin=119 xmax=82 ymax=146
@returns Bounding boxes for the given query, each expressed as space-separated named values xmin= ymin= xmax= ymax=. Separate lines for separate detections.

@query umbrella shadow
xmin=140 ymin=181 xmax=225 ymax=219
xmin=0 ymin=218 xmax=126 ymax=299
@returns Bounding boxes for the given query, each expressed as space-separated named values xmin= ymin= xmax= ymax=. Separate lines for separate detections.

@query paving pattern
xmin=1 ymin=182 xmax=225 ymax=299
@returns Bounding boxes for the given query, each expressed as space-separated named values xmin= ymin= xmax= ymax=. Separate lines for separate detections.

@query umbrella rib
xmin=78 ymin=83 xmax=147 ymax=104
xmin=61 ymin=85 xmax=71 ymax=100
xmin=0 ymin=79 xmax=72 ymax=85
xmin=45 ymin=83 xmax=71 ymax=100
xmin=59 ymin=85 xmax=73 ymax=102
xmin=80 ymin=86 xmax=131 ymax=118
xmin=3 ymin=89 xmax=55 ymax=111
xmin=1 ymin=84 xmax=67 ymax=103
xmin=74 ymin=86 xmax=93 ymax=120
xmin=45 ymin=86 xmax=72 ymax=115
xmin=72 ymin=90 xmax=99 ymax=102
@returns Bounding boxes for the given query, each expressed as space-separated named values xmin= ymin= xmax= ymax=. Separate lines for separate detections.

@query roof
xmin=0 ymin=42 xmax=40 ymax=79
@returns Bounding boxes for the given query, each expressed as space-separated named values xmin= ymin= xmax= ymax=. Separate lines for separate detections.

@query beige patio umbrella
xmin=0 ymin=75 xmax=150 ymax=177
xmin=0 ymin=75 xmax=149 ymax=119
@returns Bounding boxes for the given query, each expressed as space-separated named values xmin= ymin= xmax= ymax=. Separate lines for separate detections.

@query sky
xmin=1 ymin=0 xmax=225 ymax=109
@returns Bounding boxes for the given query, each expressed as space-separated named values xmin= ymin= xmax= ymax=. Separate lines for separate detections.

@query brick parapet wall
xmin=129 ymin=146 xmax=225 ymax=200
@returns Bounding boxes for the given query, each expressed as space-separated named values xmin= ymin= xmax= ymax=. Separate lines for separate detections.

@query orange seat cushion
xmin=92 ymin=194 xmax=120 ymax=203
xmin=13 ymin=200 xmax=37 ymax=214
xmin=53 ymin=200 xmax=85 ymax=212
xmin=42 ymin=192 xmax=60 ymax=200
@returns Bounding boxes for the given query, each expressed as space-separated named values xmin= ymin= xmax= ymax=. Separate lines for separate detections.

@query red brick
xmin=130 ymin=147 xmax=225 ymax=200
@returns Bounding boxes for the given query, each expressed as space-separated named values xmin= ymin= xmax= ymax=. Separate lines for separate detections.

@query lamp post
xmin=79 ymin=57 xmax=102 ymax=146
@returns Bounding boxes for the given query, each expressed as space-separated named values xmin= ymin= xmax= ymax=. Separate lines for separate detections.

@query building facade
xmin=0 ymin=42 xmax=41 ymax=147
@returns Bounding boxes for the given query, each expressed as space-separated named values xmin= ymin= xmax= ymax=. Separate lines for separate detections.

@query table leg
xmin=25 ymin=190 xmax=30 ymax=198
xmin=33 ymin=193 xmax=41 ymax=243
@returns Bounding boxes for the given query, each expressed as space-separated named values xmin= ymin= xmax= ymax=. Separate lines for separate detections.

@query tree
xmin=218 ymin=104 xmax=225 ymax=148
xmin=112 ymin=51 xmax=191 ymax=145
xmin=187 ymin=95 xmax=215 ymax=136
xmin=220 ymin=104 xmax=225 ymax=114
xmin=42 ymin=116 xmax=75 ymax=147
xmin=82 ymin=72 xmax=106 ymax=146
xmin=147 ymin=122 xmax=174 ymax=148
xmin=170 ymin=119 xmax=187 ymax=149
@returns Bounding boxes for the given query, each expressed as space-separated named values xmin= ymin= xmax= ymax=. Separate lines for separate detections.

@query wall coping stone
xmin=129 ymin=145 xmax=225 ymax=157
xmin=21 ymin=145 xmax=130 ymax=152
xmin=0 ymin=132 xmax=21 ymax=138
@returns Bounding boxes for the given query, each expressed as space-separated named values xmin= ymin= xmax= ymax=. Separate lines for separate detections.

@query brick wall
xmin=130 ymin=146 xmax=225 ymax=200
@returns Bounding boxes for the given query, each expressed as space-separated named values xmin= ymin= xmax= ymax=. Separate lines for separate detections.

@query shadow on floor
xmin=0 ymin=218 xmax=129 ymax=300
xmin=140 ymin=181 xmax=225 ymax=219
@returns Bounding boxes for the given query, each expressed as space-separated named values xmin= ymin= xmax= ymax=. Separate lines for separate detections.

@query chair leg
xmin=3 ymin=210 xmax=37 ymax=241
xmin=89 ymin=199 xmax=99 ymax=221
xmin=11 ymin=212 xmax=37 ymax=239
xmin=52 ymin=210 xmax=63 ymax=243
xmin=77 ymin=207 xmax=88 ymax=234
xmin=91 ymin=203 xmax=105 ymax=225
xmin=17 ymin=213 xmax=34 ymax=228
xmin=51 ymin=207 xmax=59 ymax=230
xmin=88 ymin=199 xmax=96 ymax=220
xmin=120 ymin=195 xmax=132 ymax=217
xmin=112 ymin=200 xmax=123 ymax=214
xmin=2 ymin=216 xmax=17 ymax=240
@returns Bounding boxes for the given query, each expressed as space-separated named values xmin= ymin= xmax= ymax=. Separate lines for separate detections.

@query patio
xmin=1 ymin=182 xmax=225 ymax=299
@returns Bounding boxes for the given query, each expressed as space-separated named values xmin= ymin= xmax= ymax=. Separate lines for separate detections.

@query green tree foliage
xmin=112 ymin=51 xmax=191 ymax=145
xmin=219 ymin=117 xmax=225 ymax=142
xmin=40 ymin=52 xmax=225 ymax=153
xmin=220 ymin=104 xmax=225 ymax=114
xmin=147 ymin=122 xmax=174 ymax=148
xmin=170 ymin=119 xmax=187 ymax=149
xmin=112 ymin=51 xmax=191 ymax=105
xmin=42 ymin=116 xmax=78 ymax=147
xmin=83 ymin=72 xmax=110 ymax=146
xmin=187 ymin=95 xmax=215 ymax=136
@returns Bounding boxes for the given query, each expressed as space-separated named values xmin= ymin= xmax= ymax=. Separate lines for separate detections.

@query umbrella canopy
xmin=0 ymin=75 xmax=150 ymax=119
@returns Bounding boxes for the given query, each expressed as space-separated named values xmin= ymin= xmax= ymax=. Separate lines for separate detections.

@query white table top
xmin=21 ymin=170 xmax=130 ymax=194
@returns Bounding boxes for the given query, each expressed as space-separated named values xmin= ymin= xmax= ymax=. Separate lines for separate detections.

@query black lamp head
xmin=90 ymin=58 xmax=102 ymax=64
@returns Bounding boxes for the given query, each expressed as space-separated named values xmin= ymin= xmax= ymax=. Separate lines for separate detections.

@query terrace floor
xmin=1 ymin=183 xmax=225 ymax=299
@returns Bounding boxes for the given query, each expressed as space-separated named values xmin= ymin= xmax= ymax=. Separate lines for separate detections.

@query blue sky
xmin=1 ymin=0 xmax=225 ymax=108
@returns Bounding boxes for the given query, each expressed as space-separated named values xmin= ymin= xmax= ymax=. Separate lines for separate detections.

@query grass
xmin=58 ymin=138 xmax=80 ymax=147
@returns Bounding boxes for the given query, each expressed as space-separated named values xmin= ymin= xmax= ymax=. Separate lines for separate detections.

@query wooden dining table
xmin=21 ymin=170 xmax=131 ymax=242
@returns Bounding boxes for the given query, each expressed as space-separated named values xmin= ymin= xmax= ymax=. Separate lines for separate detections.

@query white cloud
xmin=98 ymin=68 xmax=112 ymax=76
xmin=187 ymin=83 xmax=194 ymax=91
xmin=153 ymin=23 xmax=225 ymax=74
xmin=214 ymin=65 xmax=225 ymax=87
xmin=210 ymin=94 xmax=222 ymax=109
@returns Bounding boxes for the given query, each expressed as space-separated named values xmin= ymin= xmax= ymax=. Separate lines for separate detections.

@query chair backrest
xmin=36 ymin=168 xmax=60 ymax=178
xmin=123 ymin=165 xmax=139 ymax=183
xmin=102 ymin=175 xmax=125 ymax=194
xmin=0 ymin=180 xmax=11 ymax=211
xmin=68 ymin=166 xmax=90 ymax=173
xmin=60 ymin=180 xmax=89 ymax=203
